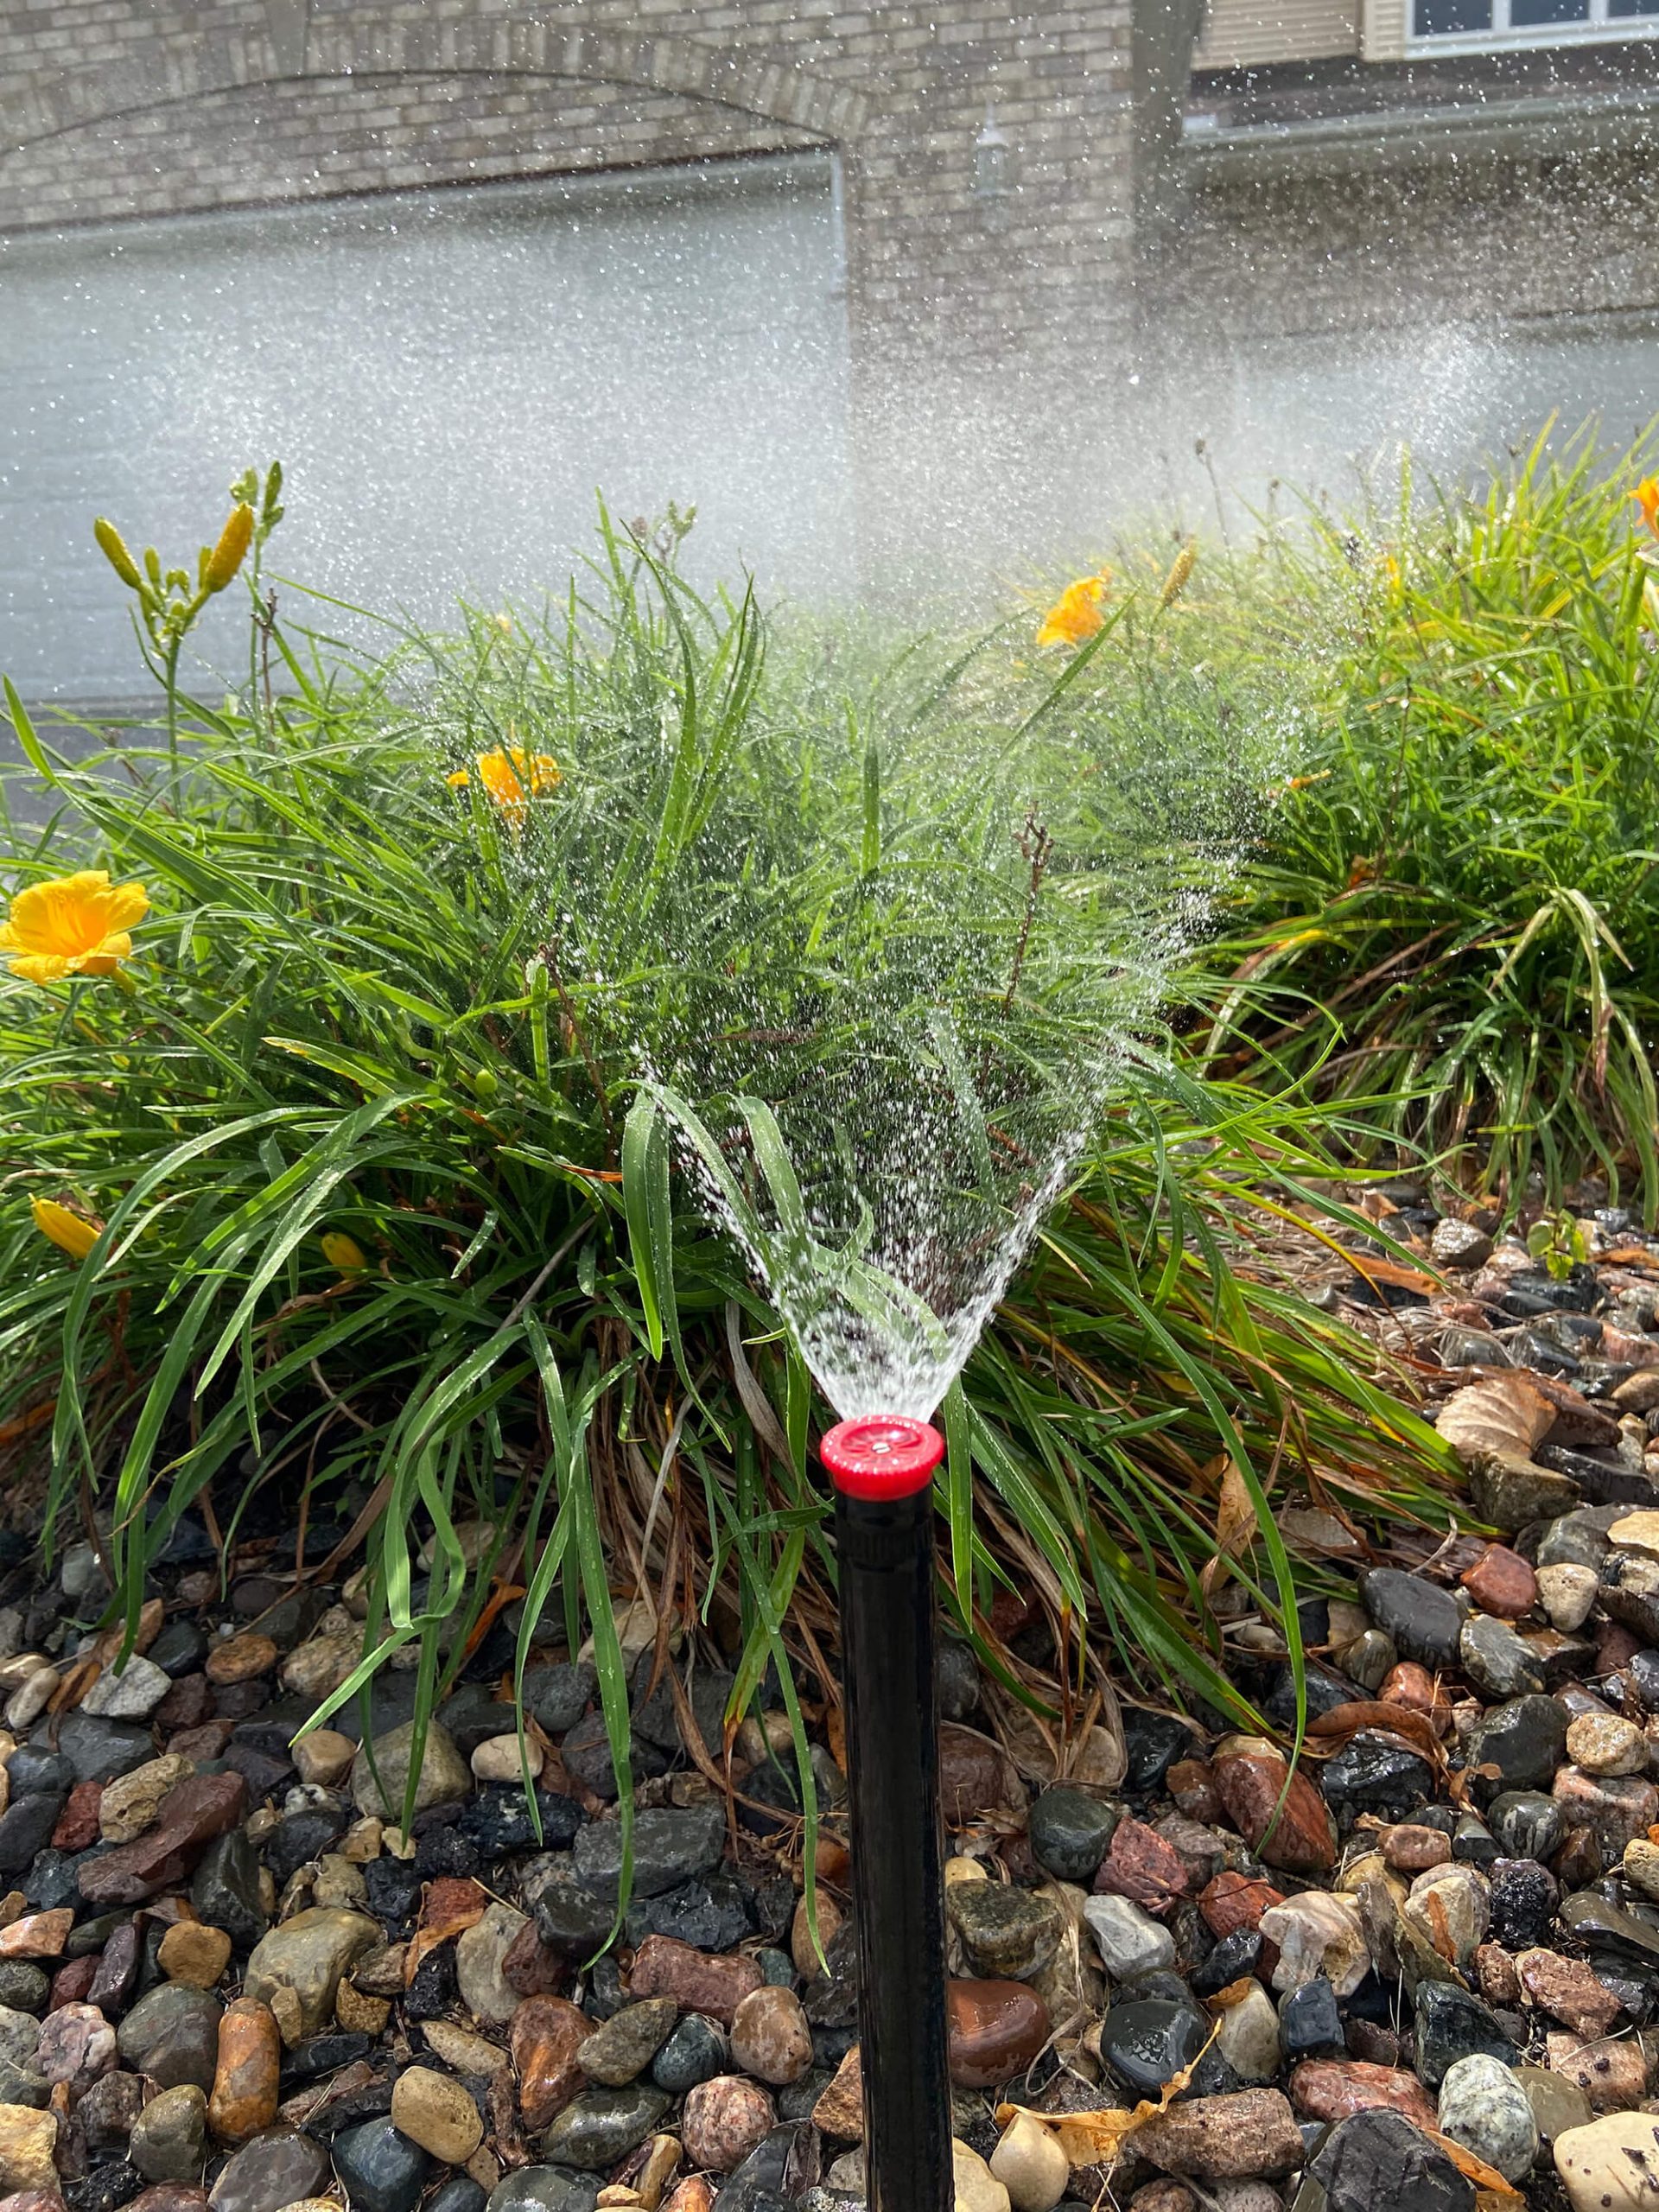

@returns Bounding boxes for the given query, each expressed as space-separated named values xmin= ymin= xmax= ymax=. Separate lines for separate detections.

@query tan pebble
xmin=944 ymin=1856 xmax=989 ymax=1885
xmin=292 ymin=1731 xmax=357 ymax=1788
xmin=339 ymin=1818 xmax=384 ymax=1863
xmin=390 ymin=2065 xmax=484 ymax=2164
xmin=203 ymin=1633 xmax=278 ymax=1685
xmin=471 ymin=1734 xmax=541 ymax=1784
xmin=334 ymin=1981 xmax=391 ymax=2036
xmin=156 ymin=1922 xmax=232 ymax=1988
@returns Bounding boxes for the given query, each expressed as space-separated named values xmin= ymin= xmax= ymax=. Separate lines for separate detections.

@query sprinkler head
xmin=821 ymin=1414 xmax=944 ymax=1500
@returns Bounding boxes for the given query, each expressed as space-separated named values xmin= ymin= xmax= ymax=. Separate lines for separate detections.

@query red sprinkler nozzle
xmin=820 ymin=1415 xmax=944 ymax=1501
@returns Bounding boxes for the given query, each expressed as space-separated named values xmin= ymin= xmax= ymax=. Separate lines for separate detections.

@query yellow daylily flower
xmin=1633 ymin=478 xmax=1659 ymax=538
xmin=31 ymin=1198 xmax=99 ymax=1262
xmin=446 ymin=746 xmax=562 ymax=829
xmin=1036 ymin=570 xmax=1111 ymax=649
xmin=0 ymin=872 xmax=149 ymax=985
xmin=321 ymin=1231 xmax=367 ymax=1274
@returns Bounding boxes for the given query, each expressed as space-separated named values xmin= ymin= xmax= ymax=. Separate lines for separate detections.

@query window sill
xmin=1182 ymin=76 xmax=1659 ymax=173
xmin=1407 ymin=18 xmax=1658 ymax=57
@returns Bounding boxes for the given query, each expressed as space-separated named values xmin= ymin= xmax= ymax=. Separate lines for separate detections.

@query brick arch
xmin=1 ymin=6 xmax=868 ymax=168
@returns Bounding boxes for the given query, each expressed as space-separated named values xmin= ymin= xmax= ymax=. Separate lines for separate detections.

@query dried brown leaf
xmin=1437 ymin=1372 xmax=1556 ymax=1465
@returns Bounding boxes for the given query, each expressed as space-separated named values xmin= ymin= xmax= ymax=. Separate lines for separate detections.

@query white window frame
xmin=1407 ymin=0 xmax=1659 ymax=54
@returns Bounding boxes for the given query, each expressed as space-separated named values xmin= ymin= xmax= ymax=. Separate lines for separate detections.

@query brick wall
xmin=0 ymin=0 xmax=1138 ymax=383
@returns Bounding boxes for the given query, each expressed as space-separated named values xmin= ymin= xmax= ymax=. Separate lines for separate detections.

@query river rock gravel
xmin=6 ymin=1196 xmax=1659 ymax=2209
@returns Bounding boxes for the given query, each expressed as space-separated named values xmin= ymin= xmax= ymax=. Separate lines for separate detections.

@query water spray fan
xmin=820 ymin=1414 xmax=953 ymax=2212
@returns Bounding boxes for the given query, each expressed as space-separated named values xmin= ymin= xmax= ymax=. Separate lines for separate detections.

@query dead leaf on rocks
xmin=995 ymin=2023 xmax=1220 ymax=2166
xmin=982 ymin=1681 xmax=1126 ymax=1793
xmin=1200 ymin=1458 xmax=1261 ymax=1603
xmin=1437 ymin=1373 xmax=1556 ymax=1465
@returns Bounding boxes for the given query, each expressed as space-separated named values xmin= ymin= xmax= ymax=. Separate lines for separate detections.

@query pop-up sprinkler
xmin=820 ymin=1414 xmax=954 ymax=2212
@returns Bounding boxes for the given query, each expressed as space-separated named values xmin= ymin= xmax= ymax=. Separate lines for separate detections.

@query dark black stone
xmin=1099 ymin=1997 xmax=1210 ymax=2098
xmin=801 ymin=1926 xmax=861 ymax=2032
xmin=1120 ymin=1708 xmax=1192 ymax=1794
xmin=147 ymin=1620 xmax=209 ymax=1676
xmin=1489 ymin=1789 xmax=1567 ymax=1862
xmin=1560 ymin=1891 xmax=1659 ymax=1961
xmin=26 ymin=1846 xmax=105 ymax=1910
xmin=651 ymin=2011 xmax=727 ymax=2094
xmin=1308 ymin=2108 xmax=1474 ymax=2212
xmin=1452 ymin=1814 xmax=1500 ymax=1866
xmin=937 ymin=1640 xmax=980 ymax=1720
xmin=5 ymin=1748 xmax=73 ymax=1797
xmin=362 ymin=1856 xmax=423 ymax=1927
xmin=1027 ymin=1788 xmax=1116 ymax=1883
xmin=191 ymin=1828 xmax=270 ymax=1949
xmin=1413 ymin=1980 xmax=1518 ymax=2088
xmin=1263 ymin=1661 xmax=1363 ymax=1726
xmin=572 ymin=1804 xmax=725 ymax=1901
xmin=455 ymin=1788 xmax=581 ymax=1857
xmin=302 ymin=2075 xmax=396 ymax=2144
xmin=1489 ymin=1858 xmax=1559 ymax=1948
xmin=221 ymin=1742 xmax=292 ymax=1797
xmin=1465 ymin=1694 xmax=1569 ymax=1799
xmin=64 ymin=2164 xmax=143 ymax=2212
xmin=519 ymin=1663 xmax=596 ymax=1737
xmin=264 ymin=1808 xmax=349 ymax=1888
xmin=1542 ymin=1445 xmax=1658 ymax=1506
xmin=285 ymin=2032 xmax=374 ymax=2082
xmin=1191 ymin=1929 xmax=1261 ymax=1998
xmin=330 ymin=2116 xmax=429 ymax=2212
xmin=1281 ymin=1975 xmax=1343 ymax=2061
xmin=426 ymin=2182 xmax=486 ymax=2212
xmin=0 ymin=1793 xmax=64 ymax=1875
xmin=432 ymin=1686 xmax=519 ymax=1760
xmin=1359 ymin=1570 xmax=1462 ymax=1667
xmin=403 ymin=1945 xmax=459 ymax=2021
xmin=1318 ymin=1732 xmax=1434 ymax=1818
xmin=52 ymin=1713 xmax=153 ymax=1783
xmin=559 ymin=1713 xmax=667 ymax=1802
xmin=531 ymin=1881 xmax=617 ymax=1959
xmin=412 ymin=1826 xmax=481 ymax=1882
xmin=712 ymin=2124 xmax=816 ymax=2212
xmin=626 ymin=1874 xmax=752 ymax=1955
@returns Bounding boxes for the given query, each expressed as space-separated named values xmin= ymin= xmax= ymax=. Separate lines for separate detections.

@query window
xmin=1412 ymin=0 xmax=1657 ymax=44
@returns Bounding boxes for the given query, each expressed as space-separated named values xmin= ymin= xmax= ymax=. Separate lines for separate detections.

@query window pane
xmin=1608 ymin=0 xmax=1659 ymax=17
xmin=1415 ymin=0 xmax=1492 ymax=30
xmin=1510 ymin=0 xmax=1590 ymax=20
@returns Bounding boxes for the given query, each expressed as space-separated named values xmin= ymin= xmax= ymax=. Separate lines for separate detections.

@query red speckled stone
xmin=50 ymin=1784 xmax=103 ymax=1854
xmin=1460 ymin=1544 xmax=1538 ymax=1619
xmin=1092 ymin=1818 xmax=1190 ymax=1914
xmin=1198 ymin=1870 xmax=1285 ymax=1939
xmin=1287 ymin=2060 xmax=1438 ymax=2130
xmin=1213 ymin=1751 xmax=1336 ymax=1874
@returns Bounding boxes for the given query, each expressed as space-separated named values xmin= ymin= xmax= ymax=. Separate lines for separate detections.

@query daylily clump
xmin=1036 ymin=570 xmax=1111 ymax=649
xmin=447 ymin=746 xmax=561 ymax=829
xmin=0 ymin=872 xmax=149 ymax=984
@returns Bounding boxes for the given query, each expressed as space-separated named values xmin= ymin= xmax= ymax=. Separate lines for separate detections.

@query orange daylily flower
xmin=0 ymin=871 xmax=149 ymax=984
xmin=447 ymin=746 xmax=562 ymax=828
xmin=1036 ymin=570 xmax=1112 ymax=649
xmin=1632 ymin=478 xmax=1659 ymax=537
xmin=31 ymin=1198 xmax=100 ymax=1262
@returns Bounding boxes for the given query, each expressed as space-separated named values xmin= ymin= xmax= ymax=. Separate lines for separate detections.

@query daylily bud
xmin=321 ymin=1232 xmax=367 ymax=1274
xmin=1160 ymin=542 xmax=1198 ymax=609
xmin=93 ymin=518 xmax=143 ymax=593
xmin=204 ymin=503 xmax=255 ymax=594
xmin=31 ymin=1198 xmax=99 ymax=1262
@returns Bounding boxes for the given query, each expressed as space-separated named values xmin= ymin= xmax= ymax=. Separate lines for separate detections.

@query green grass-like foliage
xmin=1 ymin=520 xmax=1453 ymax=1897
xmin=1205 ymin=425 xmax=1659 ymax=1211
